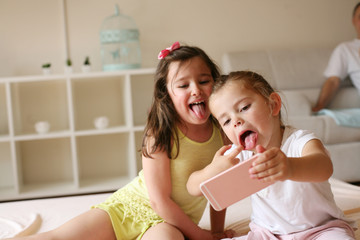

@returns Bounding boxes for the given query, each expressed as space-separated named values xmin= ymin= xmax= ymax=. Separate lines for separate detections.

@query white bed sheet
xmin=0 ymin=178 xmax=359 ymax=239
xmin=0 ymin=193 xmax=111 ymax=238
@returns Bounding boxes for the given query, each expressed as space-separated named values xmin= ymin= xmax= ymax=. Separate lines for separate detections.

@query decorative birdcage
xmin=100 ymin=5 xmax=141 ymax=71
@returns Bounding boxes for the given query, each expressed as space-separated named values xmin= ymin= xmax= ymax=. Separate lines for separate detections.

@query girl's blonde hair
xmin=142 ymin=44 xmax=220 ymax=159
xmin=212 ymin=71 xmax=284 ymax=127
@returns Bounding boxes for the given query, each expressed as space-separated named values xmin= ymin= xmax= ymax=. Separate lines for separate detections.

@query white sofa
xmin=222 ymin=48 xmax=360 ymax=182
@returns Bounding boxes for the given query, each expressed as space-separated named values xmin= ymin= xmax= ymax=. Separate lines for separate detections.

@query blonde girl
xmin=188 ymin=71 xmax=356 ymax=240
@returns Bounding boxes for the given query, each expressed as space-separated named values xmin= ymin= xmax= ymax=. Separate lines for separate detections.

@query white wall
xmin=0 ymin=0 xmax=358 ymax=76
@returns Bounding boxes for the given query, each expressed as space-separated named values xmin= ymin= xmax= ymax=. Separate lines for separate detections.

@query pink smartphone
xmin=200 ymin=155 xmax=273 ymax=211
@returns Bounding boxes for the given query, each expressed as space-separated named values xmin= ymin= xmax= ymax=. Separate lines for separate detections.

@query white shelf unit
xmin=0 ymin=68 xmax=155 ymax=201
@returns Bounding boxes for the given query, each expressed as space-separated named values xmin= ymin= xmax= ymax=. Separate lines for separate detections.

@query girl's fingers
xmin=250 ymin=163 xmax=288 ymax=182
xmin=252 ymin=147 xmax=277 ymax=166
xmin=250 ymin=157 xmax=277 ymax=173
xmin=250 ymin=165 xmax=276 ymax=179
xmin=216 ymin=144 xmax=233 ymax=156
xmin=224 ymin=229 xmax=235 ymax=238
xmin=249 ymin=147 xmax=289 ymax=181
xmin=216 ymin=145 xmax=243 ymax=158
xmin=227 ymin=145 xmax=243 ymax=159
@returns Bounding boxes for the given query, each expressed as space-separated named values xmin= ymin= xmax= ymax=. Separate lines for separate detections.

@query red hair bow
xmin=157 ymin=41 xmax=180 ymax=59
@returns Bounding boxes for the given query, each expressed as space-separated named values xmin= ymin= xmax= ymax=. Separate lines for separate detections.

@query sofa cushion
xmin=222 ymin=50 xmax=276 ymax=87
xmin=267 ymin=48 xmax=331 ymax=90
xmin=322 ymin=116 xmax=360 ymax=144
xmin=327 ymin=142 xmax=360 ymax=182
xmin=328 ymin=87 xmax=360 ymax=109
xmin=286 ymin=116 xmax=326 ymax=141
xmin=280 ymin=91 xmax=312 ymax=117
xmin=222 ymin=48 xmax=332 ymax=90
xmin=286 ymin=115 xmax=360 ymax=145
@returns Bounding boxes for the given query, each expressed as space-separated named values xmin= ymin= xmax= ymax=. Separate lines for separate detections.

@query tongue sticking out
xmin=243 ymin=132 xmax=257 ymax=150
xmin=191 ymin=103 xmax=206 ymax=119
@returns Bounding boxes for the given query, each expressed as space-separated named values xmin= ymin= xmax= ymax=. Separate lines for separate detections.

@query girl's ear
xmin=269 ymin=92 xmax=282 ymax=116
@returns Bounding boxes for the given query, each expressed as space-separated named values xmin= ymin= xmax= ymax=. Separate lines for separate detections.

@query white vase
xmin=94 ymin=116 xmax=109 ymax=129
xmin=82 ymin=65 xmax=91 ymax=73
xmin=35 ymin=121 xmax=50 ymax=134
xmin=64 ymin=66 xmax=73 ymax=74
xmin=42 ymin=68 xmax=51 ymax=75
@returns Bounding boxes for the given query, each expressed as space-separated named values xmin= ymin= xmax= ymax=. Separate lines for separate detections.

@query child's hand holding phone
xmin=249 ymin=145 xmax=291 ymax=182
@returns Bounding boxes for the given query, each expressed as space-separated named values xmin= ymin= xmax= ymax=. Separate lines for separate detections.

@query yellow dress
xmin=93 ymin=124 xmax=223 ymax=240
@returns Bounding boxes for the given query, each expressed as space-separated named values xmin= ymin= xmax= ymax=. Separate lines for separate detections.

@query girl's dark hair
xmin=353 ymin=2 xmax=360 ymax=17
xmin=142 ymin=44 xmax=220 ymax=159
xmin=212 ymin=71 xmax=284 ymax=127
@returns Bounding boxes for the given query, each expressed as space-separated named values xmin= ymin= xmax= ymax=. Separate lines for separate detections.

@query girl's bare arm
xmin=142 ymin=149 xmax=213 ymax=240
xmin=288 ymin=139 xmax=333 ymax=182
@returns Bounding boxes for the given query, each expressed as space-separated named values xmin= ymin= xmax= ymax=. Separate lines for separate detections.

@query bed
xmin=0 ymin=178 xmax=359 ymax=239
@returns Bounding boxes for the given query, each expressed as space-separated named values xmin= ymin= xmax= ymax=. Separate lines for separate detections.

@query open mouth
xmin=189 ymin=101 xmax=206 ymax=119
xmin=240 ymin=130 xmax=258 ymax=150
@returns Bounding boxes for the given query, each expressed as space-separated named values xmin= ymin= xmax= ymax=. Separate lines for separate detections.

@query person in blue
xmin=313 ymin=2 xmax=360 ymax=112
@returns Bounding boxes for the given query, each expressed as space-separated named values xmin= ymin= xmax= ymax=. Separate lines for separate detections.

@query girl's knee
xmin=141 ymin=223 xmax=184 ymax=240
